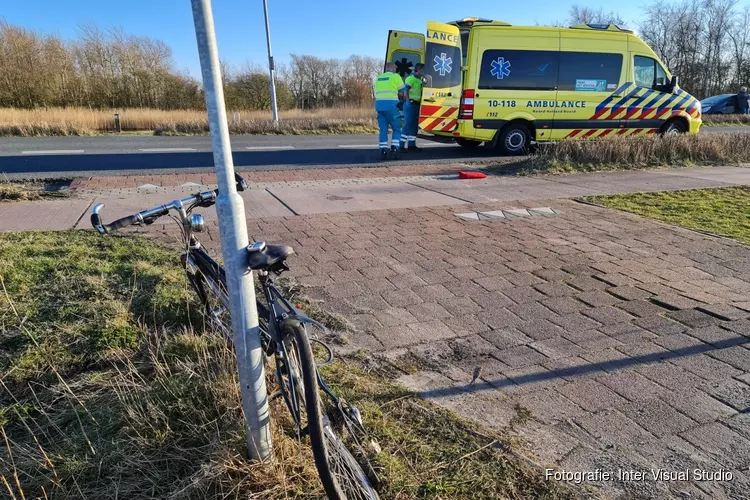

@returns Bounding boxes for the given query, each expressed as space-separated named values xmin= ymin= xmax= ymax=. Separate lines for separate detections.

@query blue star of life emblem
xmin=433 ymin=53 xmax=452 ymax=76
xmin=490 ymin=57 xmax=511 ymax=79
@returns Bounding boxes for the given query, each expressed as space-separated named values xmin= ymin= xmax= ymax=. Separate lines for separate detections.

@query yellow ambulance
xmin=385 ymin=19 xmax=702 ymax=154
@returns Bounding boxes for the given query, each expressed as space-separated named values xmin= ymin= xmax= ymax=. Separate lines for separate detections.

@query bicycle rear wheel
xmin=283 ymin=321 xmax=379 ymax=500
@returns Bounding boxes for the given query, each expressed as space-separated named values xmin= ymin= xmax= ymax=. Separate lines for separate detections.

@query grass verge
xmin=702 ymin=114 xmax=750 ymax=127
xmin=0 ymin=106 xmax=377 ymax=136
xmin=0 ymin=231 xmax=573 ymax=499
xmin=518 ymin=133 xmax=750 ymax=175
xmin=0 ymin=181 xmax=71 ymax=202
xmin=585 ymin=186 xmax=750 ymax=244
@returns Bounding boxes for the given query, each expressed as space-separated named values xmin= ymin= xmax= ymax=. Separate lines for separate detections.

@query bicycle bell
xmin=190 ymin=214 xmax=205 ymax=233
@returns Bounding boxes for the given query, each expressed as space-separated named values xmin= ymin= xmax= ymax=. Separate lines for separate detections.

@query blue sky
xmin=5 ymin=1 xmax=642 ymax=77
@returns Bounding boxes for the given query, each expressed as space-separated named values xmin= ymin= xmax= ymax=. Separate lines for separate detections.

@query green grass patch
xmin=586 ymin=186 xmax=750 ymax=244
xmin=0 ymin=231 xmax=574 ymax=499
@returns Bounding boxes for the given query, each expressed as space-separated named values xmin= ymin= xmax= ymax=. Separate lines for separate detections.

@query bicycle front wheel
xmin=283 ymin=321 xmax=379 ymax=500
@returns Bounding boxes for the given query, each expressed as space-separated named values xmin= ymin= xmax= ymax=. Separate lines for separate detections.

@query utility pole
xmin=189 ymin=0 xmax=273 ymax=461
xmin=262 ymin=0 xmax=279 ymax=126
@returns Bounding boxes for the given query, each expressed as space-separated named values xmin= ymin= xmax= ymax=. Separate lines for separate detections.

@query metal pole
xmin=262 ymin=0 xmax=279 ymax=126
xmin=190 ymin=0 xmax=273 ymax=461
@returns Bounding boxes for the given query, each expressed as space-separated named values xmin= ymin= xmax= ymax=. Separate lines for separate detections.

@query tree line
xmin=4 ymin=2 xmax=750 ymax=111
xmin=0 ymin=20 xmax=381 ymax=110
xmin=569 ymin=1 xmax=750 ymax=98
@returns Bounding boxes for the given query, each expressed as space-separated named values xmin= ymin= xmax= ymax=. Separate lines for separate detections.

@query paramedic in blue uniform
xmin=401 ymin=63 xmax=425 ymax=151
xmin=374 ymin=62 xmax=405 ymax=160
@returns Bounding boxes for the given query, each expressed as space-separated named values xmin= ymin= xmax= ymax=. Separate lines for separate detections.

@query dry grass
xmin=0 ymin=181 xmax=70 ymax=202
xmin=521 ymin=132 xmax=750 ymax=174
xmin=702 ymin=114 xmax=750 ymax=126
xmin=0 ymin=107 xmax=377 ymax=136
xmin=0 ymin=231 xmax=574 ymax=500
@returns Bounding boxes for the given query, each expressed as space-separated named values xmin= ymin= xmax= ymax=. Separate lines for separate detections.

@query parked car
xmin=700 ymin=94 xmax=740 ymax=114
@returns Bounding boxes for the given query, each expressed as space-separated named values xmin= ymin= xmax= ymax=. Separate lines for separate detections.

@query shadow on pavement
xmin=418 ymin=336 xmax=750 ymax=398
xmin=0 ymin=146 xmax=502 ymax=174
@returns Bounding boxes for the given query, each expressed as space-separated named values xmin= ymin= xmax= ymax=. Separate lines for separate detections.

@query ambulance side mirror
xmin=670 ymin=75 xmax=679 ymax=94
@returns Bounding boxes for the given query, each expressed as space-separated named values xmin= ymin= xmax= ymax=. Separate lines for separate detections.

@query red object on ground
xmin=458 ymin=171 xmax=487 ymax=179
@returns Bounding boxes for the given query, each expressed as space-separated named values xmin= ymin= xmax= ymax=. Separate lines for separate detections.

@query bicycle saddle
xmin=247 ymin=241 xmax=294 ymax=271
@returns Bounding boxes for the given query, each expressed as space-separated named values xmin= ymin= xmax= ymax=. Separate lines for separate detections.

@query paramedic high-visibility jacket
xmin=374 ymin=71 xmax=405 ymax=111
xmin=374 ymin=71 xmax=405 ymax=151
xmin=404 ymin=74 xmax=423 ymax=102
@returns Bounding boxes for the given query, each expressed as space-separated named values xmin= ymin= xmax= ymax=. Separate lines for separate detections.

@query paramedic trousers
xmin=400 ymin=100 xmax=419 ymax=148
xmin=377 ymin=106 xmax=402 ymax=151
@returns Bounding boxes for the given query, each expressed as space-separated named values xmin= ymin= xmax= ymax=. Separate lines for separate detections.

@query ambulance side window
xmin=478 ymin=50 xmax=559 ymax=90
xmin=656 ymin=63 xmax=668 ymax=88
xmin=557 ymin=52 xmax=622 ymax=92
xmin=634 ymin=56 xmax=657 ymax=89
xmin=392 ymin=51 xmax=422 ymax=78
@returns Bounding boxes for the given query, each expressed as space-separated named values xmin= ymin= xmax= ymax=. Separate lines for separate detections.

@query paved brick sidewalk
xmin=68 ymin=163 xmax=474 ymax=191
xmin=144 ymin=197 xmax=749 ymax=499
xmin=3 ymin=165 xmax=750 ymax=498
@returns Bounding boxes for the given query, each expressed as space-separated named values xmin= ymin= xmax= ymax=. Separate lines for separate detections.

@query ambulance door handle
xmin=423 ymin=98 xmax=436 ymax=102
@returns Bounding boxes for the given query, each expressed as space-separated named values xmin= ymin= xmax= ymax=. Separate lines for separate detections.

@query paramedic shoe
xmin=408 ymin=145 xmax=422 ymax=152
xmin=379 ymin=149 xmax=388 ymax=161
xmin=389 ymin=146 xmax=400 ymax=160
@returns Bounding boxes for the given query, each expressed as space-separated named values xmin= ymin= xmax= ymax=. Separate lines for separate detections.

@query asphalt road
xmin=0 ymin=126 xmax=744 ymax=177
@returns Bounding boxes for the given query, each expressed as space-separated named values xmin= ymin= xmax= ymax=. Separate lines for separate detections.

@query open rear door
xmin=385 ymin=30 xmax=425 ymax=78
xmin=420 ymin=21 xmax=463 ymax=133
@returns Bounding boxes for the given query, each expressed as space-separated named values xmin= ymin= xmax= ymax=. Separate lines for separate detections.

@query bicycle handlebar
xmin=91 ymin=173 xmax=248 ymax=234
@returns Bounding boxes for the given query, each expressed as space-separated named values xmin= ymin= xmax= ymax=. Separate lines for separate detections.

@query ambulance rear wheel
xmin=456 ymin=138 xmax=482 ymax=149
xmin=498 ymin=124 xmax=531 ymax=155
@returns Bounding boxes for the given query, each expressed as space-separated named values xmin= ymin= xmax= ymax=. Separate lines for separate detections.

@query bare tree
xmin=640 ymin=0 xmax=744 ymax=98
xmin=568 ymin=5 xmax=625 ymax=25
xmin=729 ymin=5 xmax=750 ymax=88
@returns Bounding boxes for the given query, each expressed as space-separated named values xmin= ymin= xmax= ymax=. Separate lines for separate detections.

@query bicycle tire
xmin=283 ymin=321 xmax=379 ymax=500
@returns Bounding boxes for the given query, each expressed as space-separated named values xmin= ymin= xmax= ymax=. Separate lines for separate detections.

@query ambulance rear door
xmin=421 ymin=21 xmax=463 ymax=133
xmin=385 ymin=30 xmax=425 ymax=78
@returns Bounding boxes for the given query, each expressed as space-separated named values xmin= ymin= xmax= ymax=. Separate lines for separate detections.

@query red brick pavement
xmin=139 ymin=196 xmax=750 ymax=499
xmin=70 ymin=163 xmax=472 ymax=190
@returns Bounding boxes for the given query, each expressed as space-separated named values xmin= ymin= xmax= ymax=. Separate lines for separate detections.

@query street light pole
xmin=262 ymin=0 xmax=279 ymax=126
xmin=190 ymin=0 xmax=273 ymax=461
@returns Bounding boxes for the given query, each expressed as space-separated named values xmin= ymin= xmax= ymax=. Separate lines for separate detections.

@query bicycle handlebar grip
xmin=107 ymin=214 xmax=140 ymax=232
xmin=91 ymin=203 xmax=107 ymax=234
xmin=235 ymin=173 xmax=247 ymax=192
xmin=90 ymin=203 xmax=140 ymax=234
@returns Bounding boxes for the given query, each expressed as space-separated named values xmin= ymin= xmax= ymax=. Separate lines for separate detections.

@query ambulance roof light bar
xmin=450 ymin=18 xmax=511 ymax=27
xmin=569 ymin=23 xmax=634 ymax=33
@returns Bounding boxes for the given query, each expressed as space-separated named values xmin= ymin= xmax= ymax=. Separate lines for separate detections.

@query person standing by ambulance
xmin=401 ymin=63 xmax=425 ymax=152
xmin=374 ymin=62 xmax=405 ymax=160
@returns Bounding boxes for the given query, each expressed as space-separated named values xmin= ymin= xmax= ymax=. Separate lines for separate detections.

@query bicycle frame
xmin=182 ymin=235 xmax=340 ymax=431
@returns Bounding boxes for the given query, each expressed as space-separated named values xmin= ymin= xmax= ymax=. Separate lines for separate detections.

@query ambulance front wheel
xmin=660 ymin=119 xmax=687 ymax=135
xmin=497 ymin=123 xmax=531 ymax=155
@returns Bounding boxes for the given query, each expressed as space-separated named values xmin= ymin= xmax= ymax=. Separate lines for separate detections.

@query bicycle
xmin=90 ymin=173 xmax=380 ymax=500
